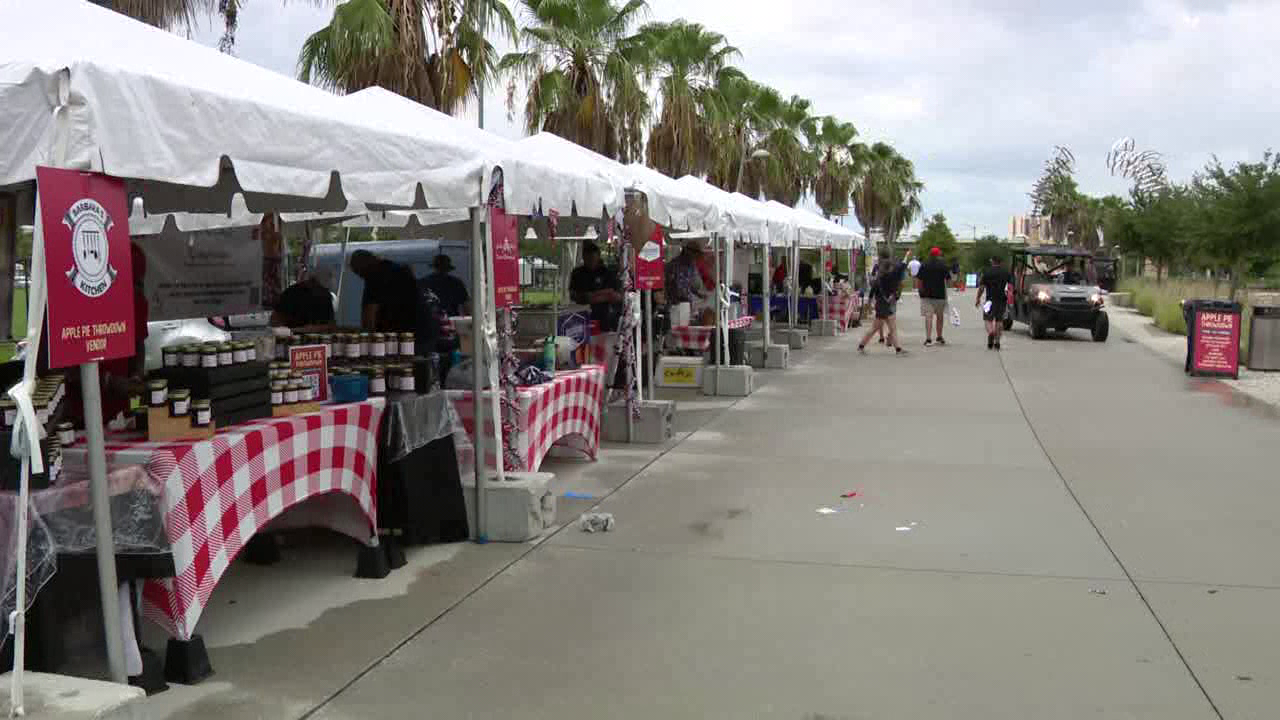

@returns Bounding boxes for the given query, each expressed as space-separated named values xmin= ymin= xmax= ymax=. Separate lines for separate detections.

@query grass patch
xmin=520 ymin=289 xmax=559 ymax=306
xmin=1119 ymin=277 xmax=1257 ymax=354
xmin=12 ymin=285 xmax=27 ymax=339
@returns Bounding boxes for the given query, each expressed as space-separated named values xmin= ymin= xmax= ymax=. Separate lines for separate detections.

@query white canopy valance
xmin=0 ymin=0 xmax=490 ymax=213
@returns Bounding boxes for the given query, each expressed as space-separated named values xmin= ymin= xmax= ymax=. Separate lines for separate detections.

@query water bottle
xmin=542 ymin=336 xmax=557 ymax=374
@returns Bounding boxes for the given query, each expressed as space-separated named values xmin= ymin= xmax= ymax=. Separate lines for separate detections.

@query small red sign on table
xmin=37 ymin=167 xmax=136 ymax=369
xmin=1192 ymin=308 xmax=1241 ymax=379
xmin=290 ymin=344 xmax=330 ymax=402
xmin=491 ymin=207 xmax=520 ymax=309
xmin=637 ymin=226 xmax=664 ymax=290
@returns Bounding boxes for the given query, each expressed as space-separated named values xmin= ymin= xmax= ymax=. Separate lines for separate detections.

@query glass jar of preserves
xmin=399 ymin=332 xmax=415 ymax=358
xmin=345 ymin=333 xmax=361 ymax=360
xmin=162 ymin=346 xmax=181 ymax=368
xmin=200 ymin=345 xmax=219 ymax=369
xmin=191 ymin=399 xmax=212 ymax=428
xmin=169 ymin=389 xmax=191 ymax=417
xmin=147 ymin=379 xmax=168 ymax=407
xmin=232 ymin=343 xmax=249 ymax=364
xmin=284 ymin=382 xmax=300 ymax=405
xmin=270 ymin=381 xmax=286 ymax=406
xmin=182 ymin=345 xmax=201 ymax=368
xmin=399 ymin=367 xmax=417 ymax=393
xmin=367 ymin=368 xmax=386 ymax=396
xmin=217 ymin=343 xmax=234 ymax=366
xmin=371 ymin=333 xmax=387 ymax=358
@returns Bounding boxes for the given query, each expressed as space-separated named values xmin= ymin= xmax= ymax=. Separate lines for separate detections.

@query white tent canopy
xmin=0 ymin=0 xmax=493 ymax=213
xmin=627 ymin=163 xmax=722 ymax=232
xmin=342 ymin=90 xmax=622 ymax=219
xmin=674 ymin=177 xmax=771 ymax=245
xmin=508 ymin=132 xmax=628 ymax=218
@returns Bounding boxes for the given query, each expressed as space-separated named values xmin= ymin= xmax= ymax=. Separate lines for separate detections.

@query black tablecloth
xmin=377 ymin=392 xmax=469 ymax=545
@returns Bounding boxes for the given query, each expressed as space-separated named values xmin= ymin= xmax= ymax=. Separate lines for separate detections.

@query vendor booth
xmin=0 ymin=0 xmax=617 ymax=701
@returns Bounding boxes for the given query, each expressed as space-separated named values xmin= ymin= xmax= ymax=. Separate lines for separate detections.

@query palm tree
xmin=809 ymin=116 xmax=858 ymax=218
xmin=298 ymin=0 xmax=517 ymax=114
xmin=500 ymin=0 xmax=652 ymax=161
xmin=849 ymin=142 xmax=922 ymax=251
xmin=99 ymin=0 xmax=211 ymax=28
xmin=705 ymin=70 xmax=769 ymax=195
xmin=641 ymin=20 xmax=739 ymax=178
xmin=757 ymin=92 xmax=815 ymax=206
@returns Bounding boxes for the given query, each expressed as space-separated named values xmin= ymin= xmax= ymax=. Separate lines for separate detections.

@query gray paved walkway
xmin=145 ymin=296 xmax=1275 ymax=719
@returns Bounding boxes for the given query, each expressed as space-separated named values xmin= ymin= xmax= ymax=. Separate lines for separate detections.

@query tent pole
xmin=469 ymin=206 xmax=487 ymax=540
xmin=81 ymin=362 xmax=127 ymax=683
xmin=713 ymin=233 xmax=722 ymax=395
xmin=763 ymin=245 xmax=771 ymax=349
xmin=645 ymin=289 xmax=654 ymax=400
xmin=335 ymin=228 xmax=351 ymax=319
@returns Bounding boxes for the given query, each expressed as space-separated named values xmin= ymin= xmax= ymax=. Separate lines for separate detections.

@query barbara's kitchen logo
xmin=63 ymin=198 xmax=118 ymax=298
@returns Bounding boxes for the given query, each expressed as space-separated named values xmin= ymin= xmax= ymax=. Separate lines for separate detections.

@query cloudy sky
xmin=190 ymin=0 xmax=1280 ymax=238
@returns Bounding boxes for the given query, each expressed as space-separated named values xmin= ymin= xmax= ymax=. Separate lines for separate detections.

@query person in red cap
xmin=915 ymin=246 xmax=952 ymax=346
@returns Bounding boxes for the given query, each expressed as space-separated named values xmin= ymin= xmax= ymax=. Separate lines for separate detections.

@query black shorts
xmin=875 ymin=297 xmax=896 ymax=319
xmin=983 ymin=301 xmax=1007 ymax=322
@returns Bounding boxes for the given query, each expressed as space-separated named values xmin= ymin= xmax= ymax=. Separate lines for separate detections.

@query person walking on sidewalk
xmin=975 ymin=254 xmax=1011 ymax=350
xmin=916 ymin=246 xmax=951 ymax=346
xmin=859 ymin=248 xmax=912 ymax=355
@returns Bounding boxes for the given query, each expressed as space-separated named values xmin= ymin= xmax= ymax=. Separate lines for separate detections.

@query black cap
xmin=582 ymin=241 xmax=600 ymax=255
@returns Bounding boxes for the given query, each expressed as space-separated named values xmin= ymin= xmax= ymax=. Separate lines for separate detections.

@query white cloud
xmin=185 ymin=0 xmax=1280 ymax=238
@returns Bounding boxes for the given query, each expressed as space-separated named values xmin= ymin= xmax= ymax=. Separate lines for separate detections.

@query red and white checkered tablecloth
xmin=668 ymin=316 xmax=755 ymax=352
xmin=818 ymin=294 xmax=860 ymax=333
xmin=61 ymin=400 xmax=385 ymax=641
xmin=447 ymin=365 xmax=605 ymax=473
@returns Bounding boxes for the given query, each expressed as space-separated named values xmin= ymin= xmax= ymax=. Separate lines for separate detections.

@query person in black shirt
xmin=271 ymin=270 xmax=336 ymax=329
xmin=350 ymin=249 xmax=419 ymax=333
xmin=976 ymin=255 xmax=1012 ymax=350
xmin=858 ymin=248 xmax=912 ymax=355
xmin=569 ymin=241 xmax=623 ymax=332
xmin=421 ymin=254 xmax=470 ymax=317
xmin=915 ymin=247 xmax=952 ymax=346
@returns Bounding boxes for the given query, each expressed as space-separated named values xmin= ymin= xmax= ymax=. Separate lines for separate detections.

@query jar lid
xmin=147 ymin=379 xmax=168 ymax=389
xmin=201 ymin=346 xmax=218 ymax=353
xmin=192 ymin=399 xmax=211 ymax=408
xmin=170 ymin=389 xmax=191 ymax=399
xmin=271 ymin=381 xmax=287 ymax=390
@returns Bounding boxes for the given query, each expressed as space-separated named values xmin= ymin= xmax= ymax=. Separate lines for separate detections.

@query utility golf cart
xmin=1004 ymin=246 xmax=1109 ymax=342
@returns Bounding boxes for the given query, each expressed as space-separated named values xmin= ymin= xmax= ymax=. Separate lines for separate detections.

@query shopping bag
xmin=950 ymin=305 xmax=961 ymax=327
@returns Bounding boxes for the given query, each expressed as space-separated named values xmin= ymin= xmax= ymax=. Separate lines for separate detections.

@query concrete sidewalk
xmin=137 ymin=296 xmax=1278 ymax=719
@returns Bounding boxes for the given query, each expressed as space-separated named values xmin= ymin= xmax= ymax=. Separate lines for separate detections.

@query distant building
xmin=1009 ymin=214 xmax=1046 ymax=244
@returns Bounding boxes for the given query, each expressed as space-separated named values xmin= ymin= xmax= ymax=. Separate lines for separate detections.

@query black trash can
xmin=1183 ymin=299 xmax=1243 ymax=379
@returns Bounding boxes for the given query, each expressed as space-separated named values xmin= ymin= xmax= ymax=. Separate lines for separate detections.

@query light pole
xmin=736 ymin=148 xmax=770 ymax=194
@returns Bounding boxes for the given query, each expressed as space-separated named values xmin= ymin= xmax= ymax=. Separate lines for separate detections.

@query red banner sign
xmin=491 ymin=207 xmax=519 ymax=309
xmin=37 ymin=167 xmax=136 ymax=369
xmin=637 ymin=226 xmax=664 ymax=290
xmin=289 ymin=344 xmax=329 ymax=402
xmin=1192 ymin=308 xmax=1241 ymax=379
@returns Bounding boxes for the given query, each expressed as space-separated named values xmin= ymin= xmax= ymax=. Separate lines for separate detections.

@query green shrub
xmin=1154 ymin=300 xmax=1187 ymax=335
xmin=1135 ymin=289 xmax=1157 ymax=317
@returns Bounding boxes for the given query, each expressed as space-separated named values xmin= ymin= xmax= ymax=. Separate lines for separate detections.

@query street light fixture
xmin=735 ymin=148 xmax=771 ymax=193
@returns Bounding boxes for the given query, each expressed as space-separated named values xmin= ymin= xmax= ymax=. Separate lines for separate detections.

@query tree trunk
xmin=1229 ymin=262 xmax=1243 ymax=302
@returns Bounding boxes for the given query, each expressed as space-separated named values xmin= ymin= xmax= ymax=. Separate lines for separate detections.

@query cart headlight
xmin=1089 ymin=293 xmax=1103 ymax=306
xmin=1036 ymin=290 xmax=1051 ymax=303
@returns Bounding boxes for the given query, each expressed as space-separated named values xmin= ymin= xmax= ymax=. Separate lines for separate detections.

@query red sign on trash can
xmin=36 ymin=167 xmax=136 ymax=369
xmin=491 ymin=207 xmax=520 ymax=309
xmin=637 ymin=226 xmax=664 ymax=290
xmin=1192 ymin=307 xmax=1241 ymax=379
